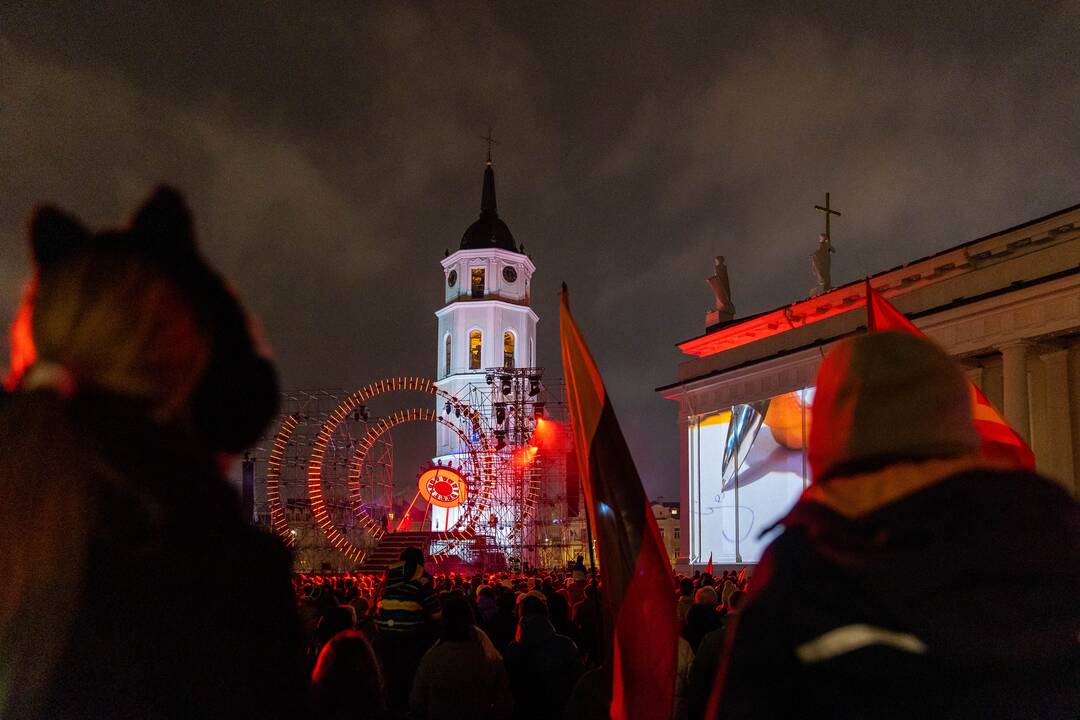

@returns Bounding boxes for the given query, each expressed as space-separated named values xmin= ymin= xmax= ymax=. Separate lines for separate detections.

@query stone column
xmin=1040 ymin=349 xmax=1075 ymax=492
xmin=1001 ymin=341 xmax=1031 ymax=444
xmin=676 ymin=410 xmax=693 ymax=571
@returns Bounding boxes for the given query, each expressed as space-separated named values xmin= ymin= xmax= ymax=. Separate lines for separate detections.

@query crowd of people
xmin=293 ymin=556 xmax=748 ymax=719
xmin=1 ymin=186 xmax=1077 ymax=720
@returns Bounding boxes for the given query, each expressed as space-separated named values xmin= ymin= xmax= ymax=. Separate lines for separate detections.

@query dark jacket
xmin=713 ymin=462 xmax=1080 ymax=719
xmin=409 ymin=627 xmax=512 ymax=720
xmin=1 ymin=391 xmax=309 ymax=720
xmin=504 ymin=615 xmax=583 ymax=720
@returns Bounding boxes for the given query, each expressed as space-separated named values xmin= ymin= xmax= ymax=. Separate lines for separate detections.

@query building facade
xmin=660 ymin=204 xmax=1080 ymax=570
xmin=652 ymin=501 xmax=682 ymax=567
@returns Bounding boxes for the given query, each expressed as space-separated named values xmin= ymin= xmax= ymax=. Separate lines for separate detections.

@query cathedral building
xmin=659 ymin=203 xmax=1080 ymax=571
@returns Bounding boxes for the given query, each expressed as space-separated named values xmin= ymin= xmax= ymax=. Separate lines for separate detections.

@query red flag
xmin=560 ymin=285 xmax=677 ymax=720
xmin=736 ymin=566 xmax=747 ymax=585
xmin=864 ymin=279 xmax=1035 ymax=470
xmin=705 ymin=552 xmax=713 ymax=576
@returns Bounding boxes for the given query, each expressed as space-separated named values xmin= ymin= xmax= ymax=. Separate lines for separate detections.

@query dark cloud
xmin=2 ymin=1 xmax=1078 ymax=497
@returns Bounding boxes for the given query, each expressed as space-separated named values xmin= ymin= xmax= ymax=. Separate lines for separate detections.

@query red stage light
xmin=514 ymin=445 xmax=540 ymax=467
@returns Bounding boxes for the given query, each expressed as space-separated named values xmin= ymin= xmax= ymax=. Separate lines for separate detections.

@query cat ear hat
xmin=21 ymin=186 xmax=279 ymax=453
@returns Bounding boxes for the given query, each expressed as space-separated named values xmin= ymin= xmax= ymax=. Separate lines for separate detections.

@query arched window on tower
xmin=444 ymin=333 xmax=452 ymax=376
xmin=469 ymin=330 xmax=482 ymax=370
xmin=503 ymin=331 xmax=515 ymax=369
xmin=471 ymin=268 xmax=485 ymax=298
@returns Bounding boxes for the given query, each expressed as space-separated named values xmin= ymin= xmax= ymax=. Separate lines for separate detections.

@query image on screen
xmin=687 ymin=387 xmax=814 ymax=564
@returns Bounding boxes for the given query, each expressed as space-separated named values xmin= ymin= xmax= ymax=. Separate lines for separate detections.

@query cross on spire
xmin=480 ymin=126 xmax=498 ymax=164
xmin=814 ymin=192 xmax=842 ymax=238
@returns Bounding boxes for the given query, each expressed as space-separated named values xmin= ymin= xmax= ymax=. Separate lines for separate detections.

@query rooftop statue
xmin=707 ymin=255 xmax=736 ymax=322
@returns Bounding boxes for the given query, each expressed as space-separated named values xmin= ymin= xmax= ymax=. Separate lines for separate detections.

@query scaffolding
xmin=251 ymin=389 xmax=394 ymax=573
xmin=443 ymin=368 xmax=587 ymax=570
xmin=248 ymin=378 xmax=585 ymax=573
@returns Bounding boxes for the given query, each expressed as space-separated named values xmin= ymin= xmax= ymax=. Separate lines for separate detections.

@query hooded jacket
xmin=711 ymin=334 xmax=1080 ymax=718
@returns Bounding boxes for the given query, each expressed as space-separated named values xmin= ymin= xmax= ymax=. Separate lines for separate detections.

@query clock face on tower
xmin=447 ymin=270 xmax=457 ymax=287
xmin=502 ymin=266 xmax=518 ymax=283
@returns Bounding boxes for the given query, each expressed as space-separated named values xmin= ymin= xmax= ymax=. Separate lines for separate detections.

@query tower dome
xmin=460 ymin=161 xmax=518 ymax=252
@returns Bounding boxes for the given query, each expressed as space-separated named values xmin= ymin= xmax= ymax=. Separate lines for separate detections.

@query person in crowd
xmin=571 ymin=554 xmax=588 ymax=582
xmin=504 ymin=594 xmax=583 ymax=720
xmin=682 ymin=586 xmax=722 ymax=653
xmin=409 ymin=591 xmax=512 ymax=720
xmin=373 ymin=547 xmax=442 ymax=714
xmin=711 ymin=331 xmax=1080 ymax=718
xmin=687 ymin=589 xmax=744 ymax=719
xmin=489 ymin=584 xmax=520 ymax=652
xmin=311 ymin=630 xmax=389 ymax=720
xmin=572 ymin=582 xmax=603 ymax=665
xmin=562 ymin=663 xmax=611 ymax=720
xmin=314 ymin=604 xmax=357 ymax=656
xmin=545 ymin=583 xmax=576 ymax=640
xmin=676 ymin=577 xmax=696 ymax=624
xmin=565 ymin=569 xmax=587 ymax=607
xmin=0 ymin=187 xmax=306 ymax=719
xmin=475 ymin=583 xmax=498 ymax=632
xmin=719 ymin=578 xmax=736 ymax=609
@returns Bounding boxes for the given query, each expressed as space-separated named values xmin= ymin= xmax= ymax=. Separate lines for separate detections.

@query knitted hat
xmin=809 ymin=331 xmax=979 ymax=481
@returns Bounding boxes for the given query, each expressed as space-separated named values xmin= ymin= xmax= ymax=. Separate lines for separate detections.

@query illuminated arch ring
xmin=348 ymin=408 xmax=490 ymax=560
xmin=265 ymin=412 xmax=301 ymax=547
xmin=307 ymin=376 xmax=488 ymax=565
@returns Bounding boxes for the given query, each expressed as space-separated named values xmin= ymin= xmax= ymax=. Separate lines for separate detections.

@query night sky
xmin=2 ymin=2 xmax=1078 ymax=499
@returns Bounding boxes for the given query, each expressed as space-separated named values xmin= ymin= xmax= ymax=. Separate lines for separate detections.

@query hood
xmin=809 ymin=332 xmax=979 ymax=481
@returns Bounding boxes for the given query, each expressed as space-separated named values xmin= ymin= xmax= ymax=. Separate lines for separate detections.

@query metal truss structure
xmin=253 ymin=389 xmax=393 ymax=572
xmin=444 ymin=368 xmax=588 ymax=570
xmin=250 ymin=376 xmax=586 ymax=573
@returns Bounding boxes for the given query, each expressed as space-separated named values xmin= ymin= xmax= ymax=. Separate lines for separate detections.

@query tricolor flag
xmin=864 ymin=279 xmax=1035 ymax=470
xmin=559 ymin=285 xmax=677 ymax=720
xmin=705 ymin=552 xmax=714 ymax=576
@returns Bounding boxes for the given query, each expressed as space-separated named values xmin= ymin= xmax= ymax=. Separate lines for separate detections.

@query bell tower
xmin=431 ymin=155 xmax=538 ymax=530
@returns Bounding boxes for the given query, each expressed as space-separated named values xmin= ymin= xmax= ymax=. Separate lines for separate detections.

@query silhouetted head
xmin=400 ymin=547 xmax=424 ymax=566
xmin=440 ymin=591 xmax=476 ymax=642
xmin=311 ymin=631 xmax=386 ymax=717
xmin=10 ymin=186 xmax=278 ymax=450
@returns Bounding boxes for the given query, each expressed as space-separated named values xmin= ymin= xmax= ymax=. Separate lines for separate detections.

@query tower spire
xmin=481 ymin=125 xmax=497 ymax=165
xmin=480 ymin=127 xmax=498 ymax=215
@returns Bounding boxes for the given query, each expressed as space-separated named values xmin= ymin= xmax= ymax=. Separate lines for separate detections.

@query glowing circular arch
xmin=307 ymin=376 xmax=488 ymax=565
xmin=265 ymin=412 xmax=301 ymax=547
xmin=346 ymin=408 xmax=484 ymax=539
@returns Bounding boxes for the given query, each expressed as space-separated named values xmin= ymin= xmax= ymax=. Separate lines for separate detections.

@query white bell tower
xmin=431 ymin=155 xmax=538 ymax=530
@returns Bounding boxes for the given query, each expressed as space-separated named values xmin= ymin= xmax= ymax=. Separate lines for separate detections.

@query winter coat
xmin=0 ymin=390 xmax=309 ymax=720
xmin=712 ymin=458 xmax=1080 ymax=719
xmin=504 ymin=615 xmax=584 ymax=720
xmin=409 ymin=627 xmax=512 ymax=720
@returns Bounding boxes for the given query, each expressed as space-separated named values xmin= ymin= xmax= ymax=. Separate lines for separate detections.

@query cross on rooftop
xmin=481 ymin=126 xmax=498 ymax=164
xmin=814 ymin=192 xmax=842 ymax=238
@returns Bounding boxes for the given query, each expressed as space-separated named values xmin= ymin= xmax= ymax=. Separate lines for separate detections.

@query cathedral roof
xmin=460 ymin=161 xmax=519 ymax=252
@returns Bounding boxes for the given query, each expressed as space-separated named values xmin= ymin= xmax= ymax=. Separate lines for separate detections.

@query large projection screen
xmin=688 ymin=387 xmax=813 ymax=565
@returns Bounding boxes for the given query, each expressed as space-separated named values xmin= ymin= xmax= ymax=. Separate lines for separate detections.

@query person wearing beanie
xmin=0 ymin=188 xmax=306 ymax=720
xmin=710 ymin=331 xmax=1080 ymax=719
